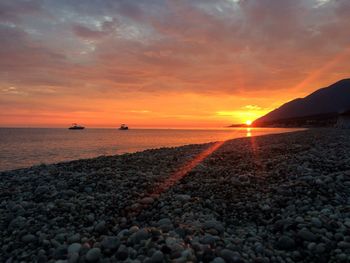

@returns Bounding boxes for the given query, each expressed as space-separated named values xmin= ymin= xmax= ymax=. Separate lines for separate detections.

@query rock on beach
xmin=0 ymin=129 xmax=350 ymax=262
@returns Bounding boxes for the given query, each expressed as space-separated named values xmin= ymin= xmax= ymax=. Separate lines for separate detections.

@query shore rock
xmin=1 ymin=129 xmax=350 ymax=263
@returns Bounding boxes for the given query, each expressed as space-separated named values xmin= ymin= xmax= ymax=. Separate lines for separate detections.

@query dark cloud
xmin=0 ymin=0 xmax=42 ymax=23
xmin=0 ymin=24 xmax=70 ymax=89
xmin=1 ymin=0 xmax=350 ymax=97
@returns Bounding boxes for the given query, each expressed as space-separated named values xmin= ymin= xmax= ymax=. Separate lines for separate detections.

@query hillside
xmin=254 ymin=79 xmax=350 ymax=125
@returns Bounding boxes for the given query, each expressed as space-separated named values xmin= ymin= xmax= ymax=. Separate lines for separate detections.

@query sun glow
xmin=246 ymin=120 xmax=252 ymax=126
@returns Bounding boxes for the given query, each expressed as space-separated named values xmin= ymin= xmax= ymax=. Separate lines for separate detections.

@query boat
xmin=119 ymin=124 xmax=129 ymax=130
xmin=69 ymin=123 xmax=85 ymax=130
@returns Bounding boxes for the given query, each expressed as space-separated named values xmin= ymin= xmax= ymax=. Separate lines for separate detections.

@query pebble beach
xmin=1 ymin=129 xmax=350 ymax=263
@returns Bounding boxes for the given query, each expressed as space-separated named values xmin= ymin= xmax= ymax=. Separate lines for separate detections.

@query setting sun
xmin=246 ymin=120 xmax=252 ymax=126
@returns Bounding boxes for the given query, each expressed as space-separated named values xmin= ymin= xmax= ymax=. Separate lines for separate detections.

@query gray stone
xmin=334 ymin=233 xmax=344 ymax=241
xmin=101 ymin=236 xmax=120 ymax=250
xmin=219 ymin=249 xmax=242 ymax=263
xmin=175 ymin=194 xmax=191 ymax=201
xmin=212 ymin=257 xmax=226 ymax=263
xmin=35 ymin=185 xmax=52 ymax=195
xmin=338 ymin=241 xmax=350 ymax=249
xmin=199 ymin=235 xmax=216 ymax=245
xmin=157 ymin=218 xmax=173 ymax=232
xmin=254 ymin=242 xmax=264 ymax=254
xmin=86 ymin=248 xmax=101 ymax=262
xmin=157 ymin=218 xmax=172 ymax=226
xmin=21 ymin=234 xmax=36 ymax=243
xmin=298 ymin=228 xmax=317 ymax=242
xmin=307 ymin=242 xmax=316 ymax=251
xmin=315 ymin=243 xmax=326 ymax=254
xmin=131 ymin=229 xmax=149 ymax=244
xmin=295 ymin=216 xmax=304 ymax=223
xmin=68 ymin=243 xmax=82 ymax=254
xmin=9 ymin=216 xmax=26 ymax=229
xmin=55 ymin=233 xmax=66 ymax=243
xmin=94 ymin=221 xmax=106 ymax=234
xmin=84 ymin=187 xmax=93 ymax=193
xmin=337 ymin=253 xmax=347 ymax=261
xmin=150 ymin=250 xmax=164 ymax=263
xmin=140 ymin=197 xmax=154 ymax=205
xmin=115 ymin=245 xmax=129 ymax=261
xmin=311 ymin=217 xmax=322 ymax=228
xmin=67 ymin=234 xmax=81 ymax=244
xmin=64 ymin=189 xmax=77 ymax=197
xmin=277 ymin=236 xmax=295 ymax=250
xmin=54 ymin=245 xmax=68 ymax=260
xmin=129 ymin=226 xmax=139 ymax=233
xmin=203 ymin=220 xmax=224 ymax=234
xmin=344 ymin=220 xmax=350 ymax=228
xmin=68 ymin=252 xmax=79 ymax=263
xmin=87 ymin=214 xmax=95 ymax=223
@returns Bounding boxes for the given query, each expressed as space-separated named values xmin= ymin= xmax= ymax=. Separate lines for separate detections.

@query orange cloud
xmin=1 ymin=0 xmax=350 ymax=127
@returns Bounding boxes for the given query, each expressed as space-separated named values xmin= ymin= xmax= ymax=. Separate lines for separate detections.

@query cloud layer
xmin=1 ymin=0 xmax=350 ymax=127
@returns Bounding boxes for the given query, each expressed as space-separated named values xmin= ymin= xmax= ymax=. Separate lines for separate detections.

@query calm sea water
xmin=0 ymin=128 xmax=302 ymax=171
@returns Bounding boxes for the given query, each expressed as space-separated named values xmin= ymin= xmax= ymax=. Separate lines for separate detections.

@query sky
xmin=0 ymin=0 xmax=349 ymax=128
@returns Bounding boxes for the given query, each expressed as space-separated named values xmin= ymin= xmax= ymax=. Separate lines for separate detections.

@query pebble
xmin=85 ymin=248 xmax=101 ymax=262
xmin=311 ymin=217 xmax=322 ymax=228
xmin=68 ymin=252 xmax=79 ymax=263
xmin=35 ymin=185 xmax=51 ymax=195
xmin=21 ymin=234 xmax=36 ymax=243
xmin=100 ymin=236 xmax=120 ymax=250
xmin=67 ymin=234 xmax=81 ymax=244
xmin=94 ymin=221 xmax=106 ymax=234
xmin=295 ymin=216 xmax=304 ymax=223
xmin=338 ymin=241 xmax=350 ymax=249
xmin=277 ymin=236 xmax=295 ymax=250
xmin=68 ymin=243 xmax=82 ymax=254
xmin=315 ymin=243 xmax=326 ymax=253
xmin=140 ymin=197 xmax=154 ymax=205
xmin=150 ymin=250 xmax=164 ymax=262
xmin=219 ymin=249 xmax=242 ymax=263
xmin=298 ymin=228 xmax=317 ymax=242
xmin=115 ymin=245 xmax=129 ymax=260
xmin=1 ymin=129 xmax=349 ymax=263
xmin=157 ymin=218 xmax=172 ymax=226
xmin=212 ymin=257 xmax=226 ymax=263
xmin=54 ymin=245 xmax=68 ymax=260
xmin=131 ymin=229 xmax=149 ymax=244
xmin=200 ymin=235 xmax=216 ymax=246
xmin=203 ymin=220 xmax=224 ymax=234
xmin=175 ymin=194 xmax=191 ymax=201
xmin=129 ymin=226 xmax=139 ymax=233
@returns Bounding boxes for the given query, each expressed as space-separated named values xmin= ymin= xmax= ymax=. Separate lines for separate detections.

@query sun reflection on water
xmin=246 ymin=127 xmax=252 ymax=137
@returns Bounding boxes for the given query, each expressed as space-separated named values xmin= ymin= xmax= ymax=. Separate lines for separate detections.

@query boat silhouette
xmin=119 ymin=124 xmax=129 ymax=130
xmin=69 ymin=123 xmax=85 ymax=130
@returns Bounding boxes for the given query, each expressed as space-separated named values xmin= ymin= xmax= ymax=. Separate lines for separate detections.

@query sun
xmin=246 ymin=120 xmax=252 ymax=126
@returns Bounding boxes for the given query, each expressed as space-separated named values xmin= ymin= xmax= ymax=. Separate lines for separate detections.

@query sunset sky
xmin=1 ymin=0 xmax=350 ymax=128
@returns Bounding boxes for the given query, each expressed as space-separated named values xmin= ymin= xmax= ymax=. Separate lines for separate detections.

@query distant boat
xmin=69 ymin=123 xmax=85 ymax=130
xmin=119 ymin=124 xmax=129 ymax=130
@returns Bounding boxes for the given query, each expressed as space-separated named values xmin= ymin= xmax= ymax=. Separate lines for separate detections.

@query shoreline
xmin=0 ymin=127 xmax=305 ymax=173
xmin=1 ymin=129 xmax=350 ymax=262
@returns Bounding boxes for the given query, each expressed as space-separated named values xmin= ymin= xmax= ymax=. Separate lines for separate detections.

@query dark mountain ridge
xmin=254 ymin=79 xmax=350 ymax=125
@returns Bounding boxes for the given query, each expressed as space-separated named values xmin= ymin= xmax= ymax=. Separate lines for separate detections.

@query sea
xmin=0 ymin=127 xmax=303 ymax=171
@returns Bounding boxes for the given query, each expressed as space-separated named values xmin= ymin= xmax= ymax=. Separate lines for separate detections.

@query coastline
xmin=1 ymin=128 xmax=350 ymax=262
xmin=0 ymin=127 xmax=304 ymax=172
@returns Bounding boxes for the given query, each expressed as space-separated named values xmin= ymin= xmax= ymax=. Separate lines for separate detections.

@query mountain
xmin=254 ymin=78 xmax=350 ymax=125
